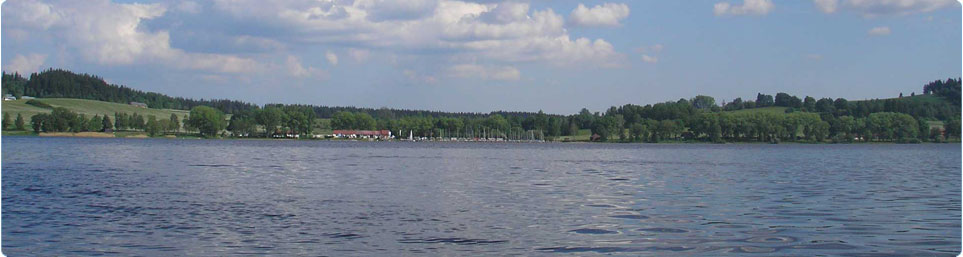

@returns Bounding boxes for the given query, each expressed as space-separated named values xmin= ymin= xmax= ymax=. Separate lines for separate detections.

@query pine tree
xmin=2 ymin=113 xmax=10 ymax=130
xmin=88 ymin=115 xmax=103 ymax=132
xmin=132 ymin=113 xmax=145 ymax=130
xmin=115 ymin=112 xmax=126 ymax=130
xmin=169 ymin=113 xmax=180 ymax=133
xmin=15 ymin=113 xmax=25 ymax=130
xmin=102 ymin=114 xmax=113 ymax=132
xmin=146 ymin=116 xmax=159 ymax=137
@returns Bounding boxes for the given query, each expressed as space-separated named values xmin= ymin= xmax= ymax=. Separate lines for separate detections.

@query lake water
xmin=2 ymin=136 xmax=960 ymax=256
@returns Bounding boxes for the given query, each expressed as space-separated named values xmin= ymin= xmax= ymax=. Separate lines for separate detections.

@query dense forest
xmin=1 ymin=69 xmax=549 ymax=119
xmin=2 ymin=69 xmax=256 ymax=114
xmin=2 ymin=68 xmax=959 ymax=142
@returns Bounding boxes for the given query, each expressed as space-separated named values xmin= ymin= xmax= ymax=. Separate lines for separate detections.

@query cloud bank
xmin=2 ymin=0 xmax=633 ymax=81
xmin=568 ymin=3 xmax=630 ymax=27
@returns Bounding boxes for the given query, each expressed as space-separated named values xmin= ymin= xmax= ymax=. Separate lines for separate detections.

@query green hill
xmin=879 ymin=94 xmax=944 ymax=104
xmin=2 ymin=98 xmax=190 ymax=125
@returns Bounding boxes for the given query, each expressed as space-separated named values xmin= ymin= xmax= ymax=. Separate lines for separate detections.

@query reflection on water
xmin=2 ymin=137 xmax=960 ymax=256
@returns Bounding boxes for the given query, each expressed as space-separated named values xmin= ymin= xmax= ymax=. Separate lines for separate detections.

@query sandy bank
xmin=39 ymin=132 xmax=116 ymax=138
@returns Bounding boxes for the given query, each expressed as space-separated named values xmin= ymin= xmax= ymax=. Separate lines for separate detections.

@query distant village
xmin=279 ymin=129 xmax=546 ymax=142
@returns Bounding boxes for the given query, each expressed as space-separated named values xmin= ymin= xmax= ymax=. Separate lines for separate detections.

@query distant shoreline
xmin=3 ymin=132 xmax=957 ymax=144
xmin=4 ymin=74 xmax=960 ymax=145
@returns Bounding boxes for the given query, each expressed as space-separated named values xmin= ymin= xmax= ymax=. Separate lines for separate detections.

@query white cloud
xmin=867 ymin=26 xmax=891 ymax=36
xmin=458 ymin=35 xmax=625 ymax=67
xmin=325 ymin=51 xmax=339 ymax=66
xmin=844 ymin=0 xmax=955 ymax=16
xmin=205 ymin=0 xmax=625 ymax=67
xmin=3 ymin=0 xmax=628 ymax=76
xmin=568 ymin=3 xmax=630 ymax=27
xmin=641 ymin=54 xmax=658 ymax=63
xmin=813 ymin=0 xmax=839 ymax=13
xmin=285 ymin=55 xmax=323 ymax=78
xmin=635 ymin=44 xmax=662 ymax=64
xmin=479 ymin=2 xmax=530 ymax=24
xmin=3 ymin=54 xmax=48 ymax=74
xmin=2 ymin=0 xmax=62 ymax=30
xmin=447 ymin=64 xmax=521 ymax=81
xmin=440 ymin=7 xmax=566 ymax=42
xmin=2 ymin=0 xmax=258 ymax=73
xmin=287 ymin=56 xmax=309 ymax=77
xmin=714 ymin=0 xmax=774 ymax=16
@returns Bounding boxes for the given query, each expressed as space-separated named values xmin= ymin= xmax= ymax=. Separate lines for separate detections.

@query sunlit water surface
xmin=2 ymin=137 xmax=960 ymax=256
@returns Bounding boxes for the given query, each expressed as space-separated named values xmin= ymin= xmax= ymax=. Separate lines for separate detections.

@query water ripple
xmin=1 ymin=138 xmax=958 ymax=256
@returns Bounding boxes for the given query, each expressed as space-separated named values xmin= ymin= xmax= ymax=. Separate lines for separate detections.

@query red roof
xmin=333 ymin=130 xmax=390 ymax=136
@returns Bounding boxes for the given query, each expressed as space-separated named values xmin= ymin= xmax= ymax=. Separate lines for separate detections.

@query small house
xmin=129 ymin=102 xmax=148 ymax=108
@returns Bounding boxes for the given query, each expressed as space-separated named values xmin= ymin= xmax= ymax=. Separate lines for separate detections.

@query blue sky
xmin=2 ymin=0 xmax=960 ymax=114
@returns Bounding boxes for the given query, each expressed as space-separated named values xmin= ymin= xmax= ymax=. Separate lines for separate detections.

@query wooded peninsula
xmin=2 ymin=69 xmax=960 ymax=143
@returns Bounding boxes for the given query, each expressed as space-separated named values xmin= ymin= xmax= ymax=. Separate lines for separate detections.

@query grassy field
xmin=1 ymin=98 xmax=191 ymax=125
xmin=553 ymin=129 xmax=593 ymax=142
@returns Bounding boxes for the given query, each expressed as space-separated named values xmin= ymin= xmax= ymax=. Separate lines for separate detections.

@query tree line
xmin=584 ymin=78 xmax=960 ymax=143
xmin=1 ymin=103 xmax=309 ymax=139
xmin=24 ymin=108 xmax=115 ymax=134
xmin=2 ymin=69 xmax=256 ymax=114
xmin=13 ymin=108 xmax=185 ymax=137
xmin=300 ymin=78 xmax=960 ymax=143
xmin=4 ymin=105 xmax=236 ymax=138
xmin=3 ymin=68 xmax=958 ymax=142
